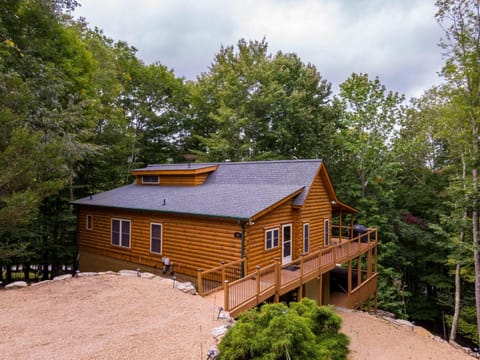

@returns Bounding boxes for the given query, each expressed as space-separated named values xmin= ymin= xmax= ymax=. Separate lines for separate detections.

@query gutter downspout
xmin=240 ymin=221 xmax=246 ymax=277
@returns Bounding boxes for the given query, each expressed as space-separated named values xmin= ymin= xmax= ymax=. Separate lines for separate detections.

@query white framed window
xmin=303 ymin=223 xmax=310 ymax=253
xmin=150 ymin=223 xmax=163 ymax=254
xmin=265 ymin=228 xmax=279 ymax=250
xmin=111 ymin=218 xmax=131 ymax=248
xmin=324 ymin=218 xmax=330 ymax=246
xmin=86 ymin=215 xmax=93 ymax=230
xmin=142 ymin=175 xmax=159 ymax=184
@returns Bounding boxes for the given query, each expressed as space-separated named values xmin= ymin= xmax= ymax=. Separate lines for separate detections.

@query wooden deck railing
xmin=224 ymin=263 xmax=277 ymax=312
xmin=197 ymin=258 xmax=246 ymax=296
xmin=215 ymin=227 xmax=378 ymax=317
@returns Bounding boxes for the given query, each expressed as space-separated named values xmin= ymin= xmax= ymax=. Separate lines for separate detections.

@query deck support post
xmin=223 ymin=280 xmax=229 ymax=312
xmin=367 ymin=248 xmax=372 ymax=278
xmin=255 ymin=265 xmax=261 ymax=303
xmin=298 ymin=254 xmax=304 ymax=300
xmin=220 ymin=261 xmax=226 ymax=283
xmin=339 ymin=211 xmax=343 ymax=242
xmin=317 ymin=274 xmax=323 ymax=306
xmin=274 ymin=257 xmax=281 ymax=303
xmin=347 ymin=260 xmax=352 ymax=308
xmin=220 ymin=261 xmax=225 ymax=283
xmin=357 ymin=254 xmax=362 ymax=289
xmin=197 ymin=268 xmax=203 ymax=295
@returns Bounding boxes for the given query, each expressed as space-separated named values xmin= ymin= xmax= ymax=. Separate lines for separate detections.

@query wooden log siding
xmin=78 ymin=206 xmax=242 ymax=277
xmin=299 ymin=172 xmax=332 ymax=251
xmin=244 ymin=200 xmax=295 ymax=273
xmin=243 ymin=171 xmax=335 ymax=274
xmin=135 ymin=173 xmax=210 ymax=186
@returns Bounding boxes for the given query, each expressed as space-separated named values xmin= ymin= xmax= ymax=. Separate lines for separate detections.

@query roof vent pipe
xmin=162 ymin=199 xmax=166 ymax=206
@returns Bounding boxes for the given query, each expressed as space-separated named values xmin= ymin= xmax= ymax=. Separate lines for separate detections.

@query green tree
xmin=335 ymin=74 xmax=408 ymax=316
xmin=218 ymin=298 xmax=349 ymax=360
xmin=0 ymin=0 xmax=95 ymax=278
xmin=338 ymin=73 xmax=404 ymax=200
xmin=436 ymin=0 xmax=480 ymax=344
xmin=188 ymin=38 xmax=339 ymax=161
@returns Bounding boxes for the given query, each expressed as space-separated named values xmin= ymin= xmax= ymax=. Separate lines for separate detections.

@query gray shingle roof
xmin=73 ymin=159 xmax=323 ymax=220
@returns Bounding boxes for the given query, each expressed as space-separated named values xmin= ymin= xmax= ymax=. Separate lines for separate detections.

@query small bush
xmin=218 ymin=298 xmax=349 ymax=360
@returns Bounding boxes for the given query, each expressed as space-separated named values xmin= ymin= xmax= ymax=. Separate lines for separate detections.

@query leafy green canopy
xmin=218 ymin=298 xmax=349 ymax=360
xmin=188 ymin=38 xmax=340 ymax=162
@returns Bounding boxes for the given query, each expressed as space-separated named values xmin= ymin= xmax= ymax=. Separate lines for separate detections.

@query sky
xmin=73 ymin=0 xmax=446 ymax=100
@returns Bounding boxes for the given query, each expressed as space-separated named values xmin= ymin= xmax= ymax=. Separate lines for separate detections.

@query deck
xmin=200 ymin=228 xmax=378 ymax=318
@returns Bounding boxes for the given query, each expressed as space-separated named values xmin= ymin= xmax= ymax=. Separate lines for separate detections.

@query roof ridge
xmin=146 ymin=159 xmax=322 ymax=167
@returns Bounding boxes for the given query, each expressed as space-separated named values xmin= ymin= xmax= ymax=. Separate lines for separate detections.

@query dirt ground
xmin=0 ymin=274 xmax=473 ymax=360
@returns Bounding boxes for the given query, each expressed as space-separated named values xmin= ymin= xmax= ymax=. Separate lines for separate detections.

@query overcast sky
xmin=73 ymin=0 xmax=446 ymax=100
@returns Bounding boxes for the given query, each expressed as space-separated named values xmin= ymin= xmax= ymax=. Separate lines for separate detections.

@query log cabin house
xmin=74 ymin=159 xmax=378 ymax=317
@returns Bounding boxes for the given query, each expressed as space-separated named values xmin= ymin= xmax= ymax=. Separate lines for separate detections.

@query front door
xmin=282 ymin=224 xmax=292 ymax=265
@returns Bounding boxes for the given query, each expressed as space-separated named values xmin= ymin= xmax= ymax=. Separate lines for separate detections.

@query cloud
xmin=74 ymin=0 xmax=445 ymax=99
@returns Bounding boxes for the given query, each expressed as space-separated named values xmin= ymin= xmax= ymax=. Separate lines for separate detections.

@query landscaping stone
xmin=206 ymin=345 xmax=219 ymax=359
xmin=53 ymin=274 xmax=72 ymax=281
xmin=175 ymin=281 xmax=197 ymax=295
xmin=395 ymin=319 xmax=414 ymax=329
xmin=211 ymin=324 xmax=230 ymax=340
xmin=76 ymin=272 xmax=99 ymax=277
xmin=140 ymin=272 xmax=156 ymax=279
xmin=118 ymin=269 xmax=139 ymax=277
xmin=98 ymin=271 xmax=116 ymax=276
xmin=31 ymin=280 xmax=52 ymax=287
xmin=5 ymin=281 xmax=28 ymax=289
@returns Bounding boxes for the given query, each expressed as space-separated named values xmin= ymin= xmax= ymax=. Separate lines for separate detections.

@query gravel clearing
xmin=0 ymin=274 xmax=219 ymax=360
xmin=0 ymin=273 xmax=473 ymax=360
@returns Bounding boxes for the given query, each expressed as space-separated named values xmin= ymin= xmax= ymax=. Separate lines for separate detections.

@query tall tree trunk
xmin=473 ymin=167 xmax=480 ymax=346
xmin=473 ymin=111 xmax=480 ymax=345
xmin=450 ymin=158 xmax=467 ymax=343
xmin=360 ymin=168 xmax=366 ymax=198
xmin=450 ymin=262 xmax=461 ymax=342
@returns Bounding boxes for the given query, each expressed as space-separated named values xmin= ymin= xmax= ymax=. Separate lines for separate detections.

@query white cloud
xmin=74 ymin=0 xmax=445 ymax=99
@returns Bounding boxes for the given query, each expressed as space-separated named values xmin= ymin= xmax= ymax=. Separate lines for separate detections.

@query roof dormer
xmin=131 ymin=164 xmax=218 ymax=186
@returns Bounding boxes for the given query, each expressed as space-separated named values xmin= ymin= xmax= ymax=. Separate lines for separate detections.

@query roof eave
xmin=250 ymin=187 xmax=305 ymax=221
xmin=333 ymin=200 xmax=360 ymax=214
xmin=73 ymin=203 xmax=250 ymax=222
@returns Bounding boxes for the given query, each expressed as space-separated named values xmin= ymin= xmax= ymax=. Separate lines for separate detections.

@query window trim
xmin=111 ymin=218 xmax=131 ymax=249
xmin=150 ymin=223 xmax=163 ymax=254
xmin=142 ymin=175 xmax=160 ymax=184
xmin=265 ymin=227 xmax=280 ymax=250
xmin=303 ymin=223 xmax=310 ymax=254
xmin=86 ymin=215 xmax=93 ymax=230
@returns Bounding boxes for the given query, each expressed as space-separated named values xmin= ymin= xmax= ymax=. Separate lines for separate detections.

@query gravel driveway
xmin=0 ymin=273 xmax=472 ymax=360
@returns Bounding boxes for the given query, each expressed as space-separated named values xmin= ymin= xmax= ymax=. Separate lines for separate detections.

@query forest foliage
xmin=1 ymin=0 xmax=480 ymax=345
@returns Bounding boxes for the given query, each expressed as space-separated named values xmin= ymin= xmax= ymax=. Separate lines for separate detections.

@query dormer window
xmin=142 ymin=175 xmax=159 ymax=184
